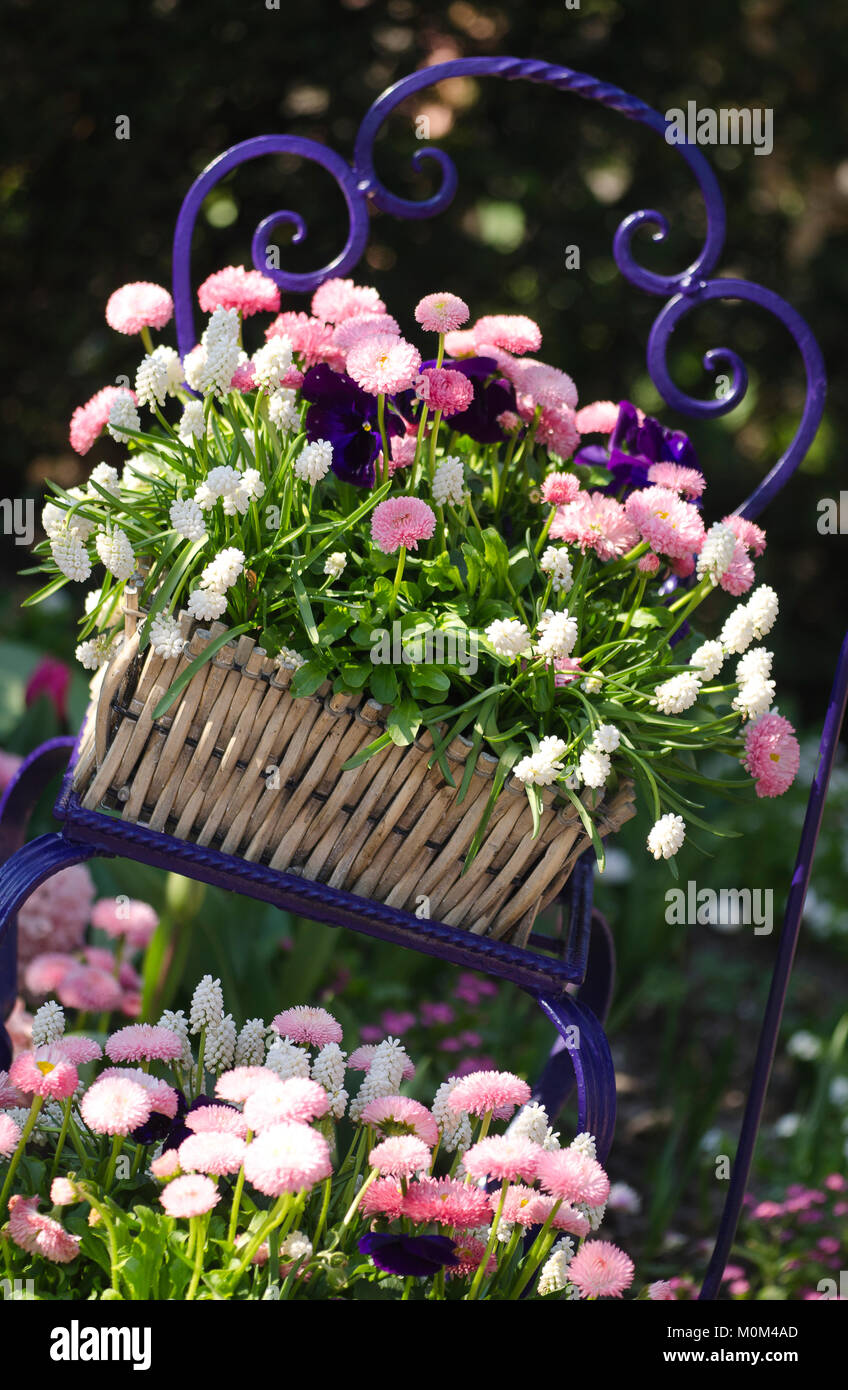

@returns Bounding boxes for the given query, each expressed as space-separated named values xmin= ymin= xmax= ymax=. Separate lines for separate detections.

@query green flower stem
xmin=130 ymin=1143 xmax=146 ymax=1179
xmin=193 ymin=1027 xmax=207 ymax=1100
xmin=186 ymin=1212 xmax=209 ymax=1300
xmin=534 ymin=508 xmax=556 ymax=556
xmin=468 ymin=1176 xmax=509 ymax=1300
xmin=0 ymin=1094 xmax=43 ymax=1220
xmin=82 ymin=1189 xmax=122 ymax=1295
xmin=49 ymin=1097 xmax=74 ymax=1182
xmin=491 ymin=1222 xmax=524 ymax=1294
xmin=619 ymin=571 xmax=649 ymax=640
xmin=231 ymin=1193 xmax=292 ymax=1281
xmin=140 ymin=326 xmax=154 ymax=354
xmin=667 ymin=573 xmax=714 ymax=615
xmin=227 ymin=1140 xmax=251 ymax=1248
xmin=102 ymin=1134 xmax=125 ymax=1193
xmin=428 ymin=409 xmax=443 ymax=488
xmin=411 ymin=404 xmax=431 ymax=492
xmin=311 ymin=1176 xmax=333 ymax=1253
xmin=507 ymin=1199 xmax=562 ymax=1300
xmin=388 ymin=546 xmax=406 ymax=619
xmin=435 ymin=332 xmax=445 ymax=369
xmin=377 ymin=394 xmax=392 ymax=486
xmin=66 ymin=1109 xmax=90 ymax=1169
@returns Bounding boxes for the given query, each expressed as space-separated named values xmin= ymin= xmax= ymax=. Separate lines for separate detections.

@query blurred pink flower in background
xmin=24 ymin=657 xmax=71 ymax=726
xmin=16 ymin=863 xmax=95 ymax=983
xmin=0 ymin=750 xmax=22 ymax=794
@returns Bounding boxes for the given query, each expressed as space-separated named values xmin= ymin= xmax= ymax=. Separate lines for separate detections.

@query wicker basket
xmin=71 ymin=595 xmax=636 ymax=945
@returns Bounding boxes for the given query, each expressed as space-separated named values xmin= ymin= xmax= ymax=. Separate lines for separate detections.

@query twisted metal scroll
xmin=172 ymin=55 xmax=825 ymax=519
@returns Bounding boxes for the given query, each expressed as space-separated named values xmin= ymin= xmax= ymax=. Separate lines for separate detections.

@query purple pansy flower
xmin=576 ymin=400 xmax=702 ymax=498
xmin=301 ymin=363 xmax=400 ymax=488
xmin=358 ymin=1232 xmax=460 ymax=1277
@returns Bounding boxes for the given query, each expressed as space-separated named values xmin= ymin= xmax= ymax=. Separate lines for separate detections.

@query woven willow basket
xmin=71 ymin=595 xmax=637 ymax=945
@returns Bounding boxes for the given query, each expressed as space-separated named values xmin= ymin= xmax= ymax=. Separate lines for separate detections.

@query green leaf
xmin=341 ymin=730 xmax=393 ymax=770
xmin=139 ymin=537 xmax=207 ymax=651
xmin=561 ymin=784 xmax=606 ymax=874
xmin=290 ymin=659 xmax=331 ymax=698
xmin=317 ymin=606 xmax=356 ymax=647
xmin=21 ymin=574 xmax=70 ymax=607
xmin=291 ymin=572 xmax=319 ymax=646
xmin=369 ymin=666 xmax=399 ymax=705
xmin=337 ymin=661 xmax=371 ymax=689
xmin=151 ymin=624 xmax=251 ymax=719
xmin=386 ymin=696 xmax=421 ymax=746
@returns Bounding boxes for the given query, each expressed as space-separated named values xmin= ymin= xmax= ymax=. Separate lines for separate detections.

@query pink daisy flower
xmin=447 ymin=1069 xmax=532 ymax=1119
xmin=360 ymin=1096 xmax=439 ymax=1146
xmin=568 ymin=1239 xmax=635 ymax=1299
xmin=550 ymin=491 xmax=639 ymax=561
xmin=244 ymin=1121 xmax=333 ymax=1196
xmin=333 ymin=313 xmax=401 ymax=352
xmin=719 ymin=539 xmax=755 ymax=595
xmin=389 ymin=433 xmax=419 ymax=474
xmin=624 ymin=486 xmax=705 ymax=561
xmin=723 ymin=513 xmax=767 ymax=556
xmin=0 ymin=1069 xmax=24 ymax=1106
xmin=230 ymin=360 xmax=257 ymax=392
xmin=368 ymin=1134 xmax=432 ymax=1178
xmin=534 ymin=404 xmax=580 ymax=461
xmin=638 ymin=552 xmax=661 ymax=574
xmin=742 ymin=712 xmax=800 ymax=798
xmin=215 ymin=1066 xmax=280 ymax=1103
xmin=511 ymin=360 xmax=577 ymax=413
xmin=360 ymin=1177 xmax=407 ymax=1221
xmin=80 ymin=1076 xmax=153 ymax=1135
xmin=197 ymin=265 xmax=280 ymax=318
xmin=98 ymin=1067 xmax=179 ymax=1118
xmin=290 ymin=317 xmax=344 ymax=369
xmin=50 ymin=1177 xmax=77 ymax=1206
xmin=10 ymin=1047 xmax=78 ymax=1101
xmin=0 ymin=1111 xmax=21 ymax=1156
xmin=415 ymin=292 xmax=470 ymax=334
xmin=91 ymin=897 xmax=159 ymax=949
xmin=403 ymin=1176 xmax=491 ymax=1229
xmin=311 ymin=278 xmax=386 ymax=324
xmin=443 ymin=329 xmax=480 ymax=357
xmin=160 ymin=1173 xmax=220 ymax=1219
xmin=575 ymin=400 xmax=619 ymax=434
xmin=24 ymin=952 xmax=77 ymax=996
xmin=105 ymin=282 xmax=173 ymax=335
xmin=474 ymin=314 xmax=541 ymax=356
xmin=347 ymin=1044 xmax=415 ymax=1080
xmin=57 ymin=965 xmax=124 ymax=1014
xmin=670 ymin=553 xmax=696 ymax=578
xmin=648 ymin=1279 xmax=677 ymax=1300
xmin=105 ymin=1023 xmax=184 ymax=1064
xmin=69 ymin=386 xmax=137 ymax=456
xmin=541 ymin=472 xmax=581 ymax=507
xmin=150 ymin=1149 xmax=181 ymax=1179
xmin=346 ymin=335 xmax=421 ymax=396
xmin=647 ymin=461 xmax=705 ymax=498
xmin=185 ymin=1104 xmax=248 ymax=1138
xmin=449 ymin=1235 xmax=497 ymax=1279
xmin=531 ymin=1194 xmax=592 ymax=1238
xmin=54 ymin=1036 xmax=102 ymax=1066
xmin=497 ymin=409 xmax=521 ymax=433
xmin=536 ymin=1148 xmax=611 ymax=1207
xmin=414 ymin=366 xmax=474 ymax=416
xmin=243 ymin=1077 xmax=329 ymax=1131
xmin=371 ymin=496 xmax=436 ymax=554
xmin=463 ymin=1136 xmax=543 ymax=1184
xmin=8 ymin=1194 xmax=80 ymax=1264
xmin=272 ymin=1005 xmax=342 ymax=1048
xmin=179 ymin=1131 xmax=246 ymax=1176
xmin=17 ymin=863 xmax=93 ymax=973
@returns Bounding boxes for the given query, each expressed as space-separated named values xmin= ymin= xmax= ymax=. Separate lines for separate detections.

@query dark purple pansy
xmin=358 ymin=1232 xmax=460 ymax=1278
xmin=301 ymin=363 xmax=400 ymax=488
xmin=394 ymin=356 xmax=516 ymax=445
xmin=576 ymin=400 xmax=702 ymax=499
xmin=135 ymin=1094 xmax=238 ymax=1151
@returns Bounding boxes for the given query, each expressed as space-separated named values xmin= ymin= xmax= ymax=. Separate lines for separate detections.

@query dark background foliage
xmin=0 ymin=0 xmax=845 ymax=716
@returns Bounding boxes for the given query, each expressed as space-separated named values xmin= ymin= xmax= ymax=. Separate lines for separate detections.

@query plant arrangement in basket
xmin=0 ymin=976 xmax=642 ymax=1302
xmin=27 ymin=268 xmax=801 ymax=871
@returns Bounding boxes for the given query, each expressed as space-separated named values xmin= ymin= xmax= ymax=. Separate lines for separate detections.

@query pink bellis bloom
xmin=463 ymin=1135 xmax=543 ymax=1184
xmin=742 ymin=712 xmax=800 ymax=797
xmin=80 ymin=1076 xmax=153 ymax=1135
xmin=550 ymin=492 xmax=639 ymax=561
xmin=105 ymin=1022 xmax=186 ymax=1065
xmin=91 ymin=897 xmax=159 ymax=949
xmin=414 ymin=366 xmax=474 ymax=416
xmin=368 ymin=1135 xmax=432 ymax=1178
xmin=243 ymin=1121 xmax=333 ymax=1196
xmin=624 ymin=486 xmax=705 ymax=561
xmin=272 ymin=1005 xmax=342 ymax=1047
xmin=447 ymin=1068 xmax=532 ymax=1119
xmin=160 ymin=1173 xmax=220 ymax=1218
xmin=69 ymin=386 xmax=137 ymax=456
xmin=197 ymin=265 xmax=280 ymax=318
xmin=9 ymin=1046 xmax=78 ymax=1101
xmin=415 ymin=292 xmax=470 ymax=333
xmin=7 ymin=1195 xmax=80 ymax=1264
xmin=346 ymin=335 xmax=421 ymax=396
xmin=360 ymin=1095 xmax=439 ymax=1146
xmin=371 ymin=497 xmax=436 ymax=554
xmin=311 ymin=278 xmax=386 ymax=324
xmin=568 ymin=1240 xmax=635 ymax=1299
xmin=105 ymin=282 xmax=173 ymax=335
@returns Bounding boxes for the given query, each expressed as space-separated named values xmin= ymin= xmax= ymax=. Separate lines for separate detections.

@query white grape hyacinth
xmin=592 ymin=723 xmax=621 ymax=754
xmin=178 ymin=400 xmax=206 ymax=442
xmin=514 ymin=735 xmax=568 ymax=787
xmin=324 ymin=552 xmax=347 ymax=580
xmin=539 ymin=546 xmax=573 ymax=594
xmin=169 ymin=496 xmax=208 ymax=542
xmin=107 ymin=394 xmax=141 ymax=443
xmin=235 ymin=1018 xmax=271 ymax=1068
xmin=485 ymin=617 xmax=531 ymax=661
xmin=75 ymin=633 xmax=121 ymax=670
xmin=689 ymin=639 xmax=724 ymax=682
xmin=268 ymin=387 xmax=299 ymax=434
xmin=651 ymin=671 xmax=701 ymax=715
xmin=95 ymin=526 xmax=135 ymax=582
xmin=695 ymin=522 xmax=737 ymax=585
xmin=187 ymin=588 xmax=228 ymax=623
xmin=732 ymin=676 xmax=776 ymax=721
xmin=252 ymin=336 xmax=294 ymax=391
xmin=736 ymin=648 xmax=773 ymax=684
xmin=199 ymin=546 xmax=244 ymax=594
xmin=720 ymin=605 xmax=755 ymax=655
xmin=535 ymin=609 xmax=578 ymax=661
xmin=432 ymin=455 xmax=465 ymax=507
xmin=189 ymin=974 xmax=224 ymax=1034
xmin=647 ymin=813 xmax=686 ymax=860
xmin=294 ymin=439 xmax=333 ymax=485
xmin=51 ymin=525 xmax=92 ymax=583
xmin=747 ymin=584 xmax=779 ymax=638
xmin=135 ymin=345 xmax=182 ymax=408
xmin=32 ymin=1000 xmax=65 ymax=1047
xmin=149 ymin=614 xmax=185 ymax=660
xmin=87 ymin=462 xmax=120 ymax=497
xmin=185 ymin=307 xmax=242 ymax=397
xmin=578 ymin=746 xmax=611 ymax=789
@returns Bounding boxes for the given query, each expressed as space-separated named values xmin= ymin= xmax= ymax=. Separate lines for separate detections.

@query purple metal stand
xmin=699 ymin=631 xmax=848 ymax=1300
xmin=0 ymin=57 xmax=833 ymax=1292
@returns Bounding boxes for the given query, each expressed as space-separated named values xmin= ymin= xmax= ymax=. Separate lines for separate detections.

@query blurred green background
xmin=1 ymin=0 xmax=847 ymax=1295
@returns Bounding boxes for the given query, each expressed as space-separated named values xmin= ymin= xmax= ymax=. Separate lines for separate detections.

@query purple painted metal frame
xmin=0 ymin=55 xmax=836 ymax=1295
